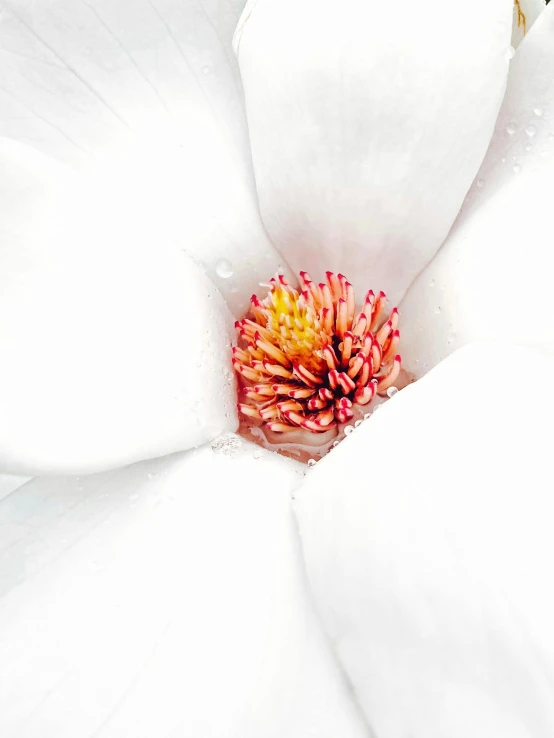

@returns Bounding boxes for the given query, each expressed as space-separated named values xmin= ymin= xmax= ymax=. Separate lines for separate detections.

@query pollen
xmin=233 ymin=271 xmax=401 ymax=433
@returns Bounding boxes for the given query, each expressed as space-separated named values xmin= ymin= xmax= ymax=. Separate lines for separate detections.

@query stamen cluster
xmin=233 ymin=271 xmax=401 ymax=433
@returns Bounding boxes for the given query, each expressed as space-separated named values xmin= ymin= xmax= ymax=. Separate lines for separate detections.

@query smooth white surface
xmin=90 ymin=131 xmax=293 ymax=318
xmin=0 ymin=139 xmax=238 ymax=476
xmin=0 ymin=475 xmax=31 ymax=504
xmin=235 ymin=0 xmax=512 ymax=305
xmin=0 ymin=0 xmax=287 ymax=315
xmin=401 ymin=5 xmax=554 ymax=376
xmin=295 ymin=342 xmax=554 ymax=738
xmin=0 ymin=439 xmax=367 ymax=738
xmin=0 ymin=0 xmax=248 ymax=168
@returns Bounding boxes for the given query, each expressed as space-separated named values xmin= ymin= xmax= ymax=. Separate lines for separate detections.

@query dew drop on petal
xmin=524 ymin=143 xmax=532 ymax=152
xmin=332 ymin=440 xmax=340 ymax=448
xmin=533 ymin=106 xmax=543 ymax=117
xmin=363 ymin=413 xmax=371 ymax=420
xmin=307 ymin=458 xmax=317 ymax=467
xmin=354 ymin=420 xmax=363 ymax=428
xmin=476 ymin=178 xmax=484 ymax=188
xmin=434 ymin=306 xmax=441 ymax=315
xmin=386 ymin=386 xmax=398 ymax=398
xmin=525 ymin=125 xmax=537 ymax=138
xmin=202 ymin=65 xmax=210 ymax=74
xmin=513 ymin=163 xmax=522 ymax=174
xmin=548 ymin=133 xmax=554 ymax=143
xmin=506 ymin=122 xmax=517 ymax=136
xmin=505 ymin=46 xmax=515 ymax=61
xmin=215 ymin=258 xmax=234 ymax=278
xmin=344 ymin=425 xmax=354 ymax=435
xmin=253 ymin=449 xmax=264 ymax=460
xmin=429 ymin=278 xmax=435 ymax=287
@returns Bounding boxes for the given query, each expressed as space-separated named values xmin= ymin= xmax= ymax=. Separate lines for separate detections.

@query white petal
xmin=400 ymin=5 xmax=554 ymax=376
xmin=0 ymin=475 xmax=31 ymax=502
xmin=0 ymin=140 xmax=238 ymax=476
xmin=0 ymin=0 xmax=247 ymax=167
xmin=512 ymin=0 xmax=546 ymax=48
xmin=94 ymin=131 xmax=292 ymax=317
xmin=295 ymin=342 xmax=554 ymax=738
xmin=0 ymin=0 xmax=287 ymax=314
xmin=0 ymin=439 xmax=367 ymax=738
xmin=234 ymin=0 xmax=512 ymax=304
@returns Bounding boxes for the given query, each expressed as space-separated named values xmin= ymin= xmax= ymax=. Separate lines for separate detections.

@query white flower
xmin=1 ymin=1 xmax=553 ymax=736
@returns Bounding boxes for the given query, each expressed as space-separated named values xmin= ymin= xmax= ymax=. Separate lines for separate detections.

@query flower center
xmin=233 ymin=271 xmax=401 ymax=433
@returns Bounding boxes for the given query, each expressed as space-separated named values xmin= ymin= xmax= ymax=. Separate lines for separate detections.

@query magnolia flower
xmin=1 ymin=1 xmax=554 ymax=737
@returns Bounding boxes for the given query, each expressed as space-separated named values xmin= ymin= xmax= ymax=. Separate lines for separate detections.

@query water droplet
xmin=364 ymin=413 xmax=371 ymax=420
xmin=354 ymin=419 xmax=363 ymax=428
xmin=525 ymin=125 xmax=537 ymax=138
xmin=215 ymin=259 xmax=234 ymax=279
xmin=524 ymin=142 xmax=532 ymax=152
xmin=307 ymin=458 xmax=317 ymax=467
xmin=332 ymin=440 xmax=340 ymax=447
xmin=548 ymin=133 xmax=554 ymax=142
xmin=513 ymin=163 xmax=522 ymax=174
xmin=429 ymin=278 xmax=435 ymax=287
xmin=533 ymin=105 xmax=543 ymax=117
xmin=447 ymin=333 xmax=456 ymax=346
xmin=505 ymin=46 xmax=515 ymax=62
xmin=253 ymin=449 xmax=264 ymax=460
xmin=386 ymin=386 xmax=398 ymax=398
xmin=201 ymin=65 xmax=210 ymax=74
xmin=501 ymin=156 xmax=507 ymax=162
xmin=506 ymin=122 xmax=517 ymax=136
xmin=476 ymin=178 xmax=484 ymax=188
xmin=434 ymin=306 xmax=441 ymax=315
xmin=344 ymin=425 xmax=354 ymax=435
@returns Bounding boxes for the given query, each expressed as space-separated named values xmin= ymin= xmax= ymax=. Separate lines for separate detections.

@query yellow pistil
xmin=259 ymin=276 xmax=330 ymax=373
